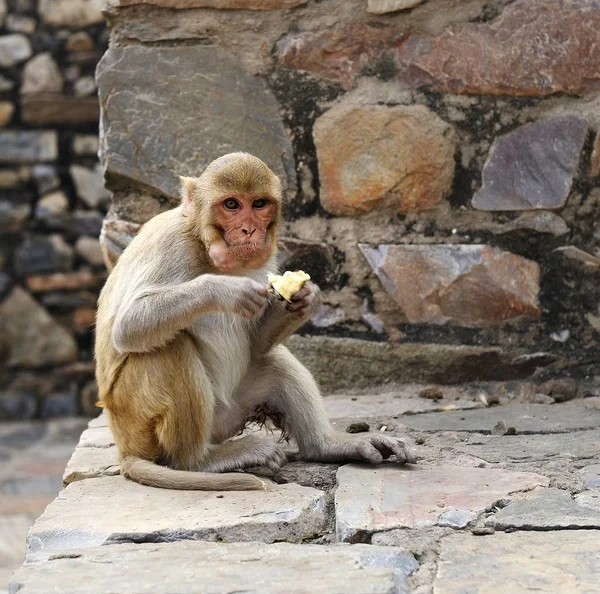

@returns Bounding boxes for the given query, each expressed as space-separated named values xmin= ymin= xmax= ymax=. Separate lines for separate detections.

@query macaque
xmin=95 ymin=153 xmax=416 ymax=491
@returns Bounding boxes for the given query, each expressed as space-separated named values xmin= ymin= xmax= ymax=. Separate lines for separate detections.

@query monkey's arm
xmin=112 ymin=275 xmax=267 ymax=353
xmin=253 ymin=282 xmax=320 ymax=357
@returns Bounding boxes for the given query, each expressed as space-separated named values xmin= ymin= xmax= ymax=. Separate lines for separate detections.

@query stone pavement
xmin=7 ymin=385 xmax=600 ymax=593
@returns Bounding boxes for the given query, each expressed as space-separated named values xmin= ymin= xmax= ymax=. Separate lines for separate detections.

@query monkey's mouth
xmin=229 ymin=242 xmax=268 ymax=258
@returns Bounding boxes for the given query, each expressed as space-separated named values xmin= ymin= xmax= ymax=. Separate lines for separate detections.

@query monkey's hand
xmin=218 ymin=276 xmax=269 ymax=318
xmin=303 ymin=433 xmax=417 ymax=465
xmin=286 ymin=281 xmax=321 ymax=320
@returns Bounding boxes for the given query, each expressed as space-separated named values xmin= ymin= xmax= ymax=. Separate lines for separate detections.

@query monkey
xmin=95 ymin=152 xmax=416 ymax=491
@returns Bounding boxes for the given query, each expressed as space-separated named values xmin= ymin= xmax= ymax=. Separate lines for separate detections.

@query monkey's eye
xmin=253 ymin=198 xmax=268 ymax=208
xmin=223 ymin=198 xmax=239 ymax=210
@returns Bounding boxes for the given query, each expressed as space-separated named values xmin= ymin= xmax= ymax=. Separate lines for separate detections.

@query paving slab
xmin=579 ymin=464 xmax=600 ymax=488
xmin=450 ymin=430 xmax=600 ymax=463
xmin=87 ymin=413 xmax=108 ymax=429
xmin=76 ymin=426 xmax=114 ymax=448
xmin=62 ymin=446 xmax=120 ymax=485
xmin=10 ymin=541 xmax=418 ymax=594
xmin=434 ymin=531 xmax=600 ymax=593
xmin=335 ymin=465 xmax=547 ymax=542
xmin=27 ymin=476 xmax=328 ymax=556
xmin=487 ymin=488 xmax=600 ymax=530
xmin=400 ymin=399 xmax=600 ymax=433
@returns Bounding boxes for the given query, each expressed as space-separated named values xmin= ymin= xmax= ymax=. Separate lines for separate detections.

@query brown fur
xmin=95 ymin=153 xmax=416 ymax=492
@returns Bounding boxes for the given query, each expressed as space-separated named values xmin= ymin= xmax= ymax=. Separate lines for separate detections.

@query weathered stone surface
xmin=0 ymin=287 xmax=77 ymax=368
xmin=434 ymin=531 xmax=600 ymax=593
xmin=74 ymin=237 xmax=104 ymax=267
xmin=452 ymin=431 xmax=600 ymax=464
xmin=401 ymin=399 xmax=600 ymax=434
xmin=397 ymin=0 xmax=600 ymax=96
xmin=287 ymin=336 xmax=552 ymax=391
xmin=0 ymin=201 xmax=30 ymax=232
xmin=0 ymin=100 xmax=14 ymax=127
xmin=6 ymin=14 xmax=36 ymax=34
xmin=32 ymin=164 xmax=60 ymax=195
xmin=14 ymin=235 xmax=73 ymax=276
xmin=20 ymin=53 xmax=63 ymax=95
xmin=63 ymin=446 xmax=120 ymax=485
xmin=25 ymin=270 xmax=103 ymax=293
xmin=97 ymin=46 xmax=294 ymax=200
xmin=276 ymin=23 xmax=408 ymax=90
xmin=12 ymin=541 xmax=417 ymax=594
xmin=88 ymin=411 xmax=109 ymax=429
xmin=77 ymin=426 xmax=115 ymax=449
xmin=27 ymin=476 xmax=327 ymax=555
xmin=359 ymin=244 xmax=540 ymax=327
xmin=335 ymin=465 xmax=547 ymax=542
xmin=314 ymin=104 xmax=455 ymax=215
xmin=472 ymin=117 xmax=587 ymax=211
xmin=72 ymin=135 xmax=99 ymax=157
xmin=69 ymin=165 xmax=110 ymax=208
xmin=554 ymin=246 xmax=600 ymax=268
xmin=21 ymin=95 xmax=99 ymax=125
xmin=488 ymin=488 xmax=600 ymax=530
xmin=0 ymin=131 xmax=57 ymax=163
xmin=39 ymin=0 xmax=104 ymax=27
xmin=494 ymin=211 xmax=569 ymax=237
xmin=107 ymin=0 xmax=307 ymax=8
xmin=579 ymin=464 xmax=600 ymax=489
xmin=74 ymin=76 xmax=96 ymax=98
xmin=0 ymin=34 xmax=31 ymax=67
xmin=99 ymin=218 xmax=142 ymax=269
xmin=367 ymin=0 xmax=424 ymax=14
xmin=35 ymin=191 xmax=69 ymax=220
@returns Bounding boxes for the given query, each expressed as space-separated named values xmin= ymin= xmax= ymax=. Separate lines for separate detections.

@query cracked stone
xmin=579 ymin=464 xmax=600 ymax=489
xmin=77 ymin=427 xmax=115 ymax=449
xmin=435 ymin=531 xmax=600 ymax=593
xmin=314 ymin=104 xmax=455 ymax=215
xmin=63 ymin=446 xmax=120 ymax=485
xmin=335 ymin=465 xmax=547 ymax=542
xmin=97 ymin=46 xmax=294 ymax=201
xmin=27 ymin=476 xmax=328 ymax=555
xmin=400 ymin=399 xmax=600 ymax=434
xmin=359 ymin=244 xmax=540 ymax=327
xmin=487 ymin=488 xmax=600 ymax=530
xmin=11 ymin=541 xmax=417 ymax=594
xmin=472 ymin=117 xmax=587 ymax=211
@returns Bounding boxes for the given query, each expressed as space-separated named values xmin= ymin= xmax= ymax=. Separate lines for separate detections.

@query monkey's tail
xmin=120 ymin=456 xmax=271 ymax=491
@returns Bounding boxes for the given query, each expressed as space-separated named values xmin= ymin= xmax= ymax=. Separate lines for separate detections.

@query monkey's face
xmin=212 ymin=194 xmax=278 ymax=260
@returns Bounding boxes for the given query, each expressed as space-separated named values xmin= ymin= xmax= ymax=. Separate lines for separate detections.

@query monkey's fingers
xmin=371 ymin=435 xmax=417 ymax=465
xmin=355 ymin=440 xmax=384 ymax=464
xmin=289 ymin=285 xmax=312 ymax=302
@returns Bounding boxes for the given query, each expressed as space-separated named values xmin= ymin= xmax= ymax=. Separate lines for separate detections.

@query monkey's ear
xmin=179 ymin=176 xmax=197 ymax=217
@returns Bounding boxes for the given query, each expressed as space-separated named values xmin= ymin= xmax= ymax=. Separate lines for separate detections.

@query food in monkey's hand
xmin=267 ymin=270 xmax=311 ymax=302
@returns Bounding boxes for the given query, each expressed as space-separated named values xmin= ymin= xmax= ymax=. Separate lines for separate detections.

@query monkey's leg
xmin=247 ymin=346 xmax=417 ymax=465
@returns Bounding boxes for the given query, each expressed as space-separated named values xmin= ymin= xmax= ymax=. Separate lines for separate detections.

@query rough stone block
xmin=21 ymin=95 xmax=99 ymax=125
xmin=314 ymin=104 xmax=455 ymax=215
xmin=76 ymin=427 xmax=115 ymax=449
xmin=434 ymin=531 xmax=600 ymax=593
xmin=27 ymin=476 xmax=328 ymax=555
xmin=0 ymin=131 xmax=57 ymax=163
xmin=21 ymin=52 xmax=63 ymax=95
xmin=0 ymin=33 xmax=31 ymax=67
xmin=472 ymin=117 xmax=587 ymax=211
xmin=335 ymin=465 xmax=547 ymax=542
xmin=360 ymin=244 xmax=540 ymax=326
xmin=63 ymin=446 xmax=120 ymax=485
xmin=97 ymin=46 xmax=294 ymax=200
xmin=12 ymin=541 xmax=417 ymax=594
xmin=38 ymin=0 xmax=104 ymax=27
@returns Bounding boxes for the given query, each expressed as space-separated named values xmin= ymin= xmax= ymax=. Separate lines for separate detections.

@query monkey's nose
xmin=242 ymin=227 xmax=256 ymax=237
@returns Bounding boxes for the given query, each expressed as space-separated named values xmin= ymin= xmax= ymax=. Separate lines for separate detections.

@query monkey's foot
xmin=201 ymin=435 xmax=287 ymax=474
xmin=305 ymin=434 xmax=418 ymax=466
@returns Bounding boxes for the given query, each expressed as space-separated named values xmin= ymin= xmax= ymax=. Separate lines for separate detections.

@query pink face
xmin=213 ymin=195 xmax=277 ymax=257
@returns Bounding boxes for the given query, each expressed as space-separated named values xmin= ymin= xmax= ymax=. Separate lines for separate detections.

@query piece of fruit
xmin=267 ymin=270 xmax=311 ymax=302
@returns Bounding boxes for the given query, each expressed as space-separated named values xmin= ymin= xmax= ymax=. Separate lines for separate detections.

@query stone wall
xmin=0 ymin=1 xmax=107 ymax=420
xmin=98 ymin=0 xmax=600 ymax=391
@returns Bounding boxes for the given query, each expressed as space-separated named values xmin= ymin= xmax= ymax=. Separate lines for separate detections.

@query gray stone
xmin=0 ymin=131 xmax=58 ymax=163
xmin=554 ymin=246 xmax=600 ymax=268
xmin=35 ymin=192 xmax=70 ymax=220
xmin=72 ymin=135 xmax=99 ymax=157
xmin=579 ymin=464 xmax=600 ymax=489
xmin=40 ymin=389 xmax=79 ymax=419
xmin=99 ymin=218 xmax=141 ymax=268
xmin=21 ymin=53 xmax=63 ymax=95
xmin=69 ymin=165 xmax=110 ymax=208
xmin=473 ymin=117 xmax=588 ymax=211
xmin=97 ymin=46 xmax=294 ymax=200
xmin=88 ymin=411 xmax=109 ymax=429
xmin=434 ymin=531 xmax=600 ymax=593
xmin=0 ymin=390 xmax=37 ymax=421
xmin=77 ymin=426 xmax=115 ymax=449
xmin=452 ymin=431 xmax=600 ymax=463
xmin=5 ymin=14 xmax=36 ymax=33
xmin=27 ymin=476 xmax=328 ymax=555
xmin=74 ymin=237 xmax=104 ymax=267
xmin=367 ymin=0 xmax=425 ymax=13
xmin=488 ymin=488 xmax=600 ymax=530
xmin=286 ymin=336 xmax=550 ymax=392
xmin=0 ymin=73 xmax=14 ymax=91
xmin=38 ymin=0 xmax=104 ymax=27
xmin=494 ymin=211 xmax=569 ymax=237
xmin=0 ymin=0 xmax=5 ymax=25
xmin=11 ymin=541 xmax=417 ymax=594
xmin=73 ymin=76 xmax=96 ymax=98
xmin=63 ymin=446 xmax=120 ymax=485
xmin=335 ymin=465 xmax=547 ymax=542
xmin=359 ymin=244 xmax=540 ymax=327
xmin=14 ymin=235 xmax=73 ymax=276
xmin=0 ymin=34 xmax=31 ymax=67
xmin=0 ymin=201 xmax=30 ymax=232
xmin=400 ymin=399 xmax=600 ymax=434
xmin=0 ymin=287 xmax=77 ymax=367
xmin=32 ymin=165 xmax=60 ymax=195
